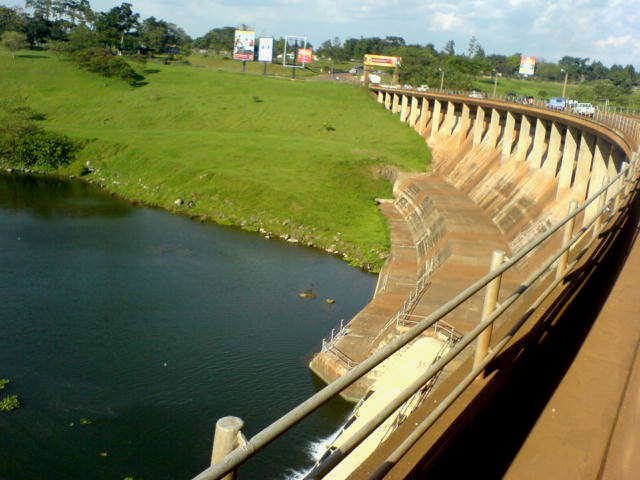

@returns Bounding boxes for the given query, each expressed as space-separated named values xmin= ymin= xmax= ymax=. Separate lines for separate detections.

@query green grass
xmin=1 ymin=50 xmax=430 ymax=270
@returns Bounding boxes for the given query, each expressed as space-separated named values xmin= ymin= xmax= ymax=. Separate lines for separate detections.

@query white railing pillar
xmin=556 ymin=201 xmax=579 ymax=281
xmin=593 ymin=177 xmax=610 ymax=239
xmin=211 ymin=416 xmax=245 ymax=480
xmin=473 ymin=250 xmax=505 ymax=376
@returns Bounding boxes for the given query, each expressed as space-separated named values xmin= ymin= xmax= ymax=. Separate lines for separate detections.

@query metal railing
xmin=192 ymin=115 xmax=640 ymax=480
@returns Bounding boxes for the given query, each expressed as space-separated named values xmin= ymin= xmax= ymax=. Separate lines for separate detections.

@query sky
xmin=7 ymin=0 xmax=640 ymax=67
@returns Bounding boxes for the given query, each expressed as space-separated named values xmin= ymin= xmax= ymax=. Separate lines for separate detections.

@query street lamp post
xmin=561 ymin=69 xmax=568 ymax=99
xmin=493 ymin=70 xmax=499 ymax=96
xmin=439 ymin=68 xmax=444 ymax=90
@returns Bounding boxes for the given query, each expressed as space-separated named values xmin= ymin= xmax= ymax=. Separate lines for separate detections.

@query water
xmin=0 ymin=173 xmax=374 ymax=480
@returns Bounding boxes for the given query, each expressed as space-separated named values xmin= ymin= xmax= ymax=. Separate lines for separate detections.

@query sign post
xmin=519 ymin=56 xmax=536 ymax=76
xmin=364 ymin=54 xmax=402 ymax=85
xmin=233 ymin=30 xmax=255 ymax=73
xmin=258 ymin=37 xmax=273 ymax=76
xmin=283 ymin=35 xmax=309 ymax=80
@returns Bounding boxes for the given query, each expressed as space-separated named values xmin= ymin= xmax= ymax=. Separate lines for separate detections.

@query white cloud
xmin=433 ymin=12 xmax=461 ymax=31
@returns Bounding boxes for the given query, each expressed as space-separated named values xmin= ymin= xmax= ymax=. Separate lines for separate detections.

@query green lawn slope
xmin=1 ymin=51 xmax=431 ymax=270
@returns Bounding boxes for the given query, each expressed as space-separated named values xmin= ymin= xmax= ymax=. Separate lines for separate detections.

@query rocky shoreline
xmin=2 ymin=164 xmax=388 ymax=272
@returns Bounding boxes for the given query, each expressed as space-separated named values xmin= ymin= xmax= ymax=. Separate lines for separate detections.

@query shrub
xmin=11 ymin=130 xmax=79 ymax=169
xmin=71 ymin=47 xmax=141 ymax=85
xmin=0 ymin=395 xmax=20 ymax=411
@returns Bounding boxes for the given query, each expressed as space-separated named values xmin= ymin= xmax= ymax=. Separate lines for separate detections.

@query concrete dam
xmin=194 ymin=88 xmax=640 ymax=480
xmin=309 ymin=86 xmax=636 ymax=400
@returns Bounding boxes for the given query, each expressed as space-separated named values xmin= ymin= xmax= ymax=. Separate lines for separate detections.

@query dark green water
xmin=0 ymin=173 xmax=375 ymax=480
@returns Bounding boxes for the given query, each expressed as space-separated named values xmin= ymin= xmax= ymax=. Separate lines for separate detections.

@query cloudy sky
xmin=8 ymin=0 xmax=640 ymax=67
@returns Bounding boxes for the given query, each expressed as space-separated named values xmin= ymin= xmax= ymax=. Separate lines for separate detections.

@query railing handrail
xmin=193 ymin=105 xmax=639 ymax=480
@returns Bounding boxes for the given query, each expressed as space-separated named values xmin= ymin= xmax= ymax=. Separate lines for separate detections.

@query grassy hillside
xmin=0 ymin=50 xmax=430 ymax=270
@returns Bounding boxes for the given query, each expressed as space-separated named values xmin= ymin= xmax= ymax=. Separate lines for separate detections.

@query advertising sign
xmin=364 ymin=54 xmax=401 ymax=68
xmin=297 ymin=48 xmax=313 ymax=65
xmin=258 ymin=37 xmax=273 ymax=62
xmin=233 ymin=30 xmax=255 ymax=61
xmin=519 ymin=56 xmax=536 ymax=75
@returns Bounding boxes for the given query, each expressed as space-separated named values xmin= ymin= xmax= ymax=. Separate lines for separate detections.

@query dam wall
xmin=310 ymin=88 xmax=637 ymax=400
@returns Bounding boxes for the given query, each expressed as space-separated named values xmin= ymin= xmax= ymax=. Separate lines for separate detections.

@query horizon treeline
xmin=1 ymin=1 xmax=637 ymax=100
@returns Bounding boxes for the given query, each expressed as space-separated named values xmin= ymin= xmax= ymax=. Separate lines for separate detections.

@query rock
xmin=325 ymin=298 xmax=335 ymax=304
xmin=174 ymin=198 xmax=184 ymax=206
xmin=287 ymin=238 xmax=299 ymax=243
xmin=259 ymin=228 xmax=266 ymax=234
xmin=298 ymin=290 xmax=317 ymax=299
xmin=187 ymin=201 xmax=195 ymax=208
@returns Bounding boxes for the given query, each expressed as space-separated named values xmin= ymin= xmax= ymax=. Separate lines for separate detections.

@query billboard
xmin=519 ymin=56 xmax=536 ymax=75
xmin=233 ymin=30 xmax=255 ymax=61
xmin=258 ymin=37 xmax=273 ymax=62
xmin=297 ymin=48 xmax=313 ymax=65
xmin=364 ymin=54 xmax=402 ymax=68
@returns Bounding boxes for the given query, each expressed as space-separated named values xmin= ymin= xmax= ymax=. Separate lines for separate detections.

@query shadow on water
xmin=0 ymin=172 xmax=133 ymax=219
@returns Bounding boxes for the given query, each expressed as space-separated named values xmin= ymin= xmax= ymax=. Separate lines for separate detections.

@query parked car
xmin=547 ymin=97 xmax=566 ymax=110
xmin=416 ymin=84 xmax=429 ymax=92
xmin=469 ymin=90 xmax=486 ymax=99
xmin=575 ymin=103 xmax=595 ymax=117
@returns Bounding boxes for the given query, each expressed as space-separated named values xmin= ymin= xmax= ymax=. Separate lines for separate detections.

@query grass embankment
xmin=1 ymin=51 xmax=430 ymax=270
xmin=187 ymin=54 xmax=355 ymax=77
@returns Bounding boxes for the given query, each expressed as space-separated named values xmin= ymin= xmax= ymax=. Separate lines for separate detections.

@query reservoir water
xmin=0 ymin=172 xmax=376 ymax=480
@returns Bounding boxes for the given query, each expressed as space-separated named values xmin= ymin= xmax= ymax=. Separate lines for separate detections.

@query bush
xmin=0 ymin=395 xmax=20 ymax=411
xmin=71 ymin=47 xmax=141 ymax=85
xmin=11 ymin=130 xmax=79 ymax=169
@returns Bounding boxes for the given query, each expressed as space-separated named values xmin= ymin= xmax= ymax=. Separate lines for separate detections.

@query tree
xmin=467 ymin=36 xmax=482 ymax=58
xmin=94 ymin=2 xmax=140 ymax=53
xmin=1 ymin=30 xmax=27 ymax=58
xmin=443 ymin=39 xmax=455 ymax=56
xmin=0 ymin=6 xmax=27 ymax=35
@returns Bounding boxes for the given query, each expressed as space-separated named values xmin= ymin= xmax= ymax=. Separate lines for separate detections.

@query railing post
xmin=473 ymin=250 xmax=505 ymax=377
xmin=211 ymin=416 xmax=245 ymax=480
xmin=556 ymin=201 xmax=579 ymax=281
xmin=593 ymin=177 xmax=609 ymax=239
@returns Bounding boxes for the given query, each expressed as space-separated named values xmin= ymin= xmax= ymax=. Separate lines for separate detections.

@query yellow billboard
xmin=519 ymin=56 xmax=536 ymax=75
xmin=364 ymin=54 xmax=401 ymax=68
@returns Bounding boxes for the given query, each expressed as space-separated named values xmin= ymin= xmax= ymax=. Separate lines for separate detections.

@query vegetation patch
xmin=0 ymin=98 xmax=79 ymax=170
xmin=71 ymin=47 xmax=143 ymax=86
xmin=0 ymin=379 xmax=20 ymax=412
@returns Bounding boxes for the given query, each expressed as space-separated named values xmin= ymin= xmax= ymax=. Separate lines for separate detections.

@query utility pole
xmin=439 ymin=68 xmax=444 ymax=90
xmin=493 ymin=70 xmax=498 ymax=96
xmin=561 ymin=69 xmax=568 ymax=99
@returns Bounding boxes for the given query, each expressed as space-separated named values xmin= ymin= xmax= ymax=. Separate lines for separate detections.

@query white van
xmin=575 ymin=103 xmax=595 ymax=117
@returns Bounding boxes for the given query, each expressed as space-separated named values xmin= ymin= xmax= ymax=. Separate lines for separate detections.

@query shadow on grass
xmin=142 ymin=68 xmax=161 ymax=74
xmin=130 ymin=72 xmax=148 ymax=88
xmin=17 ymin=54 xmax=49 ymax=59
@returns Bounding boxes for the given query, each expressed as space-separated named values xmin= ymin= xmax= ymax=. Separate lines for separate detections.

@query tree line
xmin=0 ymin=1 xmax=191 ymax=55
xmin=315 ymin=36 xmax=638 ymax=101
xmin=1 ymin=1 xmax=638 ymax=103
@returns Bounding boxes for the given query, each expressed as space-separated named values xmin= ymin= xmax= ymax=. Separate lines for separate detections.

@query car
xmin=416 ymin=84 xmax=429 ymax=92
xmin=469 ymin=90 xmax=486 ymax=99
xmin=547 ymin=97 xmax=566 ymax=110
xmin=575 ymin=103 xmax=595 ymax=117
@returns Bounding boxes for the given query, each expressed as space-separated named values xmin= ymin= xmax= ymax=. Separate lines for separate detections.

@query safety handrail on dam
xmin=191 ymin=90 xmax=640 ymax=480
